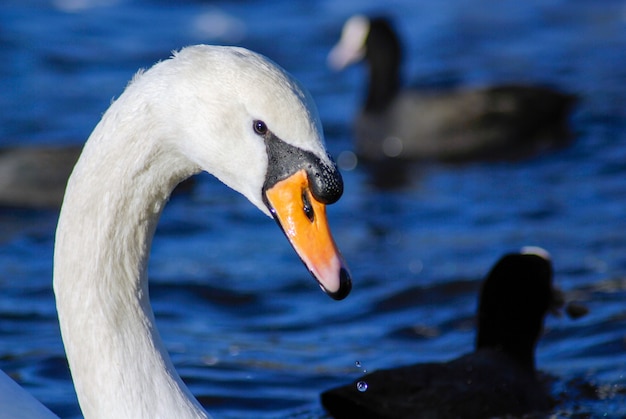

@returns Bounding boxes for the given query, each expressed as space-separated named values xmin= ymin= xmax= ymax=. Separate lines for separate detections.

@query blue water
xmin=1 ymin=0 xmax=626 ymax=417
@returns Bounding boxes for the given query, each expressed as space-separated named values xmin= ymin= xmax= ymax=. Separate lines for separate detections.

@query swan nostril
xmin=302 ymin=190 xmax=315 ymax=222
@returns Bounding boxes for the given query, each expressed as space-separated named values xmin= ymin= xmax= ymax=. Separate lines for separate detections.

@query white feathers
xmin=51 ymin=45 xmax=327 ymax=418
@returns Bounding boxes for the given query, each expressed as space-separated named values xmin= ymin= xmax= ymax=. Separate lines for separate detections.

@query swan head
xmin=328 ymin=15 xmax=370 ymax=70
xmin=128 ymin=45 xmax=351 ymax=299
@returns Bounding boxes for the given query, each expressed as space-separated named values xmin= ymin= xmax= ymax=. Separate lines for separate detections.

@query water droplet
xmin=356 ymin=381 xmax=368 ymax=392
xmin=355 ymin=360 xmax=367 ymax=373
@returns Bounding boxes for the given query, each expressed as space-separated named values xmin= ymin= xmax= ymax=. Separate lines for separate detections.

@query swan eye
xmin=302 ymin=190 xmax=315 ymax=222
xmin=253 ymin=120 xmax=268 ymax=136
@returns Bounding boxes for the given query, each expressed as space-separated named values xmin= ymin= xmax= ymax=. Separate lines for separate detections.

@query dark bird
xmin=328 ymin=15 xmax=576 ymax=163
xmin=0 ymin=146 xmax=82 ymax=208
xmin=321 ymin=248 xmax=561 ymax=419
xmin=0 ymin=145 xmax=194 ymax=208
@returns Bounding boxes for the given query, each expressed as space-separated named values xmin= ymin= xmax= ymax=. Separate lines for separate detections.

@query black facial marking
xmin=261 ymin=130 xmax=344 ymax=206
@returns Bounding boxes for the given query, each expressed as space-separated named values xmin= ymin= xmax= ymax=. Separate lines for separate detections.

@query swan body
xmin=52 ymin=45 xmax=351 ymax=418
xmin=329 ymin=15 xmax=576 ymax=162
xmin=321 ymin=249 xmax=559 ymax=419
xmin=0 ymin=369 xmax=57 ymax=418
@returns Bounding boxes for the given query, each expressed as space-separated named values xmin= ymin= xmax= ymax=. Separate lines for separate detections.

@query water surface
xmin=1 ymin=0 xmax=625 ymax=417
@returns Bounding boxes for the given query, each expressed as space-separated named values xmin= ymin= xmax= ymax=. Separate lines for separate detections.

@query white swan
xmin=0 ymin=369 xmax=57 ymax=418
xmin=2 ymin=45 xmax=352 ymax=418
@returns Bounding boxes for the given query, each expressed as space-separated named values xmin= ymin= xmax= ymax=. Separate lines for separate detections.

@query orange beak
xmin=264 ymin=169 xmax=351 ymax=300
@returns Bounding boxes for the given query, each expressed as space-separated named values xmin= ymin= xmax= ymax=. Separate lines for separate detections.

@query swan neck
xmin=53 ymin=110 xmax=207 ymax=418
xmin=364 ymin=21 xmax=403 ymax=112
xmin=476 ymin=319 xmax=538 ymax=372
